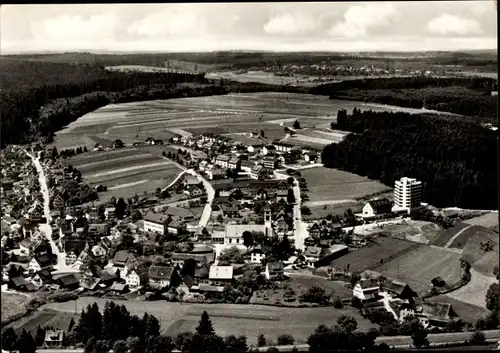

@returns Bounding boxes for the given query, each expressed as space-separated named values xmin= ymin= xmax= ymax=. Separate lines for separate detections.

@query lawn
xmin=329 ymin=236 xmax=422 ymax=274
xmin=463 ymin=211 xmax=499 ymax=228
xmin=431 ymin=221 xmax=470 ymax=247
xmin=301 ymin=167 xmax=392 ymax=202
xmin=1 ymin=291 xmax=31 ymax=322
xmin=373 ymin=245 xmax=463 ymax=295
xmin=303 ymin=202 xmax=362 ymax=221
xmin=41 ymin=297 xmax=375 ymax=345
xmin=448 ymin=226 xmax=489 ymax=249
xmin=460 ymin=226 xmax=499 ymax=276
xmin=426 ymin=295 xmax=491 ymax=323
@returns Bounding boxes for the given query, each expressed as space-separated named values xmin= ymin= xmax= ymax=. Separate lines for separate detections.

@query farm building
xmin=353 ymin=278 xmax=381 ymax=302
xmin=43 ymin=330 xmax=64 ymax=348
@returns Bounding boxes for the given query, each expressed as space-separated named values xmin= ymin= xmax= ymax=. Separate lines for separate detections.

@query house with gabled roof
xmin=209 ymin=265 xmax=234 ymax=286
xmin=126 ymin=264 xmax=149 ymax=288
xmin=265 ymin=261 xmax=284 ymax=281
xmin=29 ymin=254 xmax=54 ymax=273
xmin=111 ymin=251 xmax=139 ymax=279
xmin=360 ymin=198 xmax=393 ymax=219
xmin=250 ymin=244 xmax=271 ymax=264
xmin=43 ymin=330 xmax=64 ymax=349
xmin=353 ymin=278 xmax=381 ymax=302
xmin=148 ymin=265 xmax=180 ymax=290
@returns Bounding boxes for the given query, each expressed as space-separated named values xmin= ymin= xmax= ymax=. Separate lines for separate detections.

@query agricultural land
xmin=39 ymin=298 xmax=375 ymax=345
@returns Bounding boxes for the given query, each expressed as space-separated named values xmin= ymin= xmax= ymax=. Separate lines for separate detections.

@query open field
xmin=1 ymin=291 xmax=31 ymax=322
xmin=446 ymin=269 xmax=497 ymax=308
xmin=329 ymin=236 xmax=422 ymax=274
xmin=373 ymin=245 xmax=462 ymax=295
xmin=8 ymin=309 xmax=79 ymax=335
xmin=41 ymin=297 xmax=375 ymax=345
xmin=463 ymin=211 xmax=499 ymax=228
xmin=206 ymin=71 xmax=342 ymax=87
xmin=460 ymin=226 xmax=499 ymax=276
xmin=50 ymin=93 xmax=431 ymax=151
xmin=301 ymin=167 xmax=392 ymax=203
xmin=303 ymin=202 xmax=362 ymax=221
xmin=62 ymin=148 xmax=182 ymax=201
xmin=426 ymin=295 xmax=491 ymax=323
xmin=431 ymin=221 xmax=471 ymax=247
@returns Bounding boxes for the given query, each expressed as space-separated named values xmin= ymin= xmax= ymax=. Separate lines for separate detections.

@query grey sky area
xmin=0 ymin=2 xmax=497 ymax=53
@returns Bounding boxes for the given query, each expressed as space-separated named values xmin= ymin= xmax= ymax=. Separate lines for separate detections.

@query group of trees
xmin=57 ymin=146 xmax=88 ymax=158
xmin=310 ymin=76 xmax=497 ymax=122
xmin=322 ymin=109 xmax=497 ymax=209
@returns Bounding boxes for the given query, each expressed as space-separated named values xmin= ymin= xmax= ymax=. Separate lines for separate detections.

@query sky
xmin=0 ymin=2 xmax=497 ymax=53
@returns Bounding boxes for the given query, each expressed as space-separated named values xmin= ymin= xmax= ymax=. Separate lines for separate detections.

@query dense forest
xmin=310 ymin=76 xmax=498 ymax=122
xmin=0 ymin=59 xmax=305 ymax=147
xmin=323 ymin=109 xmax=498 ymax=209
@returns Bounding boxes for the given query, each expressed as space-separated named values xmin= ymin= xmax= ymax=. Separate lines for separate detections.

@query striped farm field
xmin=63 ymin=147 xmax=182 ymax=201
xmin=51 ymin=93 xmax=427 ymax=152
xmin=329 ymin=236 xmax=422 ymax=273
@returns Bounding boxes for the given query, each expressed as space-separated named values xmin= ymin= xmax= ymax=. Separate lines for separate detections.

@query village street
xmin=26 ymin=152 xmax=59 ymax=261
xmin=292 ymin=177 xmax=308 ymax=251
xmin=159 ymin=154 xmax=214 ymax=229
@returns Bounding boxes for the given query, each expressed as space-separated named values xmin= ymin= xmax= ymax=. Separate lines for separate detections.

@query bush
xmin=46 ymin=292 xmax=78 ymax=303
xmin=332 ymin=296 xmax=343 ymax=309
xmin=277 ymin=334 xmax=295 ymax=346
xmin=469 ymin=330 xmax=486 ymax=345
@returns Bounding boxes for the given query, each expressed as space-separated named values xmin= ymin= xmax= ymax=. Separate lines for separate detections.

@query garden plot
xmin=301 ymin=167 xmax=392 ymax=202
xmin=426 ymin=295 xmax=491 ymax=323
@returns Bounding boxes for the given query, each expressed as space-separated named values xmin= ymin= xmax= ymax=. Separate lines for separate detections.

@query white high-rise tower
xmin=392 ymin=177 xmax=422 ymax=213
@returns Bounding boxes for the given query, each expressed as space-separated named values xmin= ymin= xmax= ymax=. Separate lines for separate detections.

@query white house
xmin=209 ymin=265 xmax=234 ymax=286
xmin=360 ymin=199 xmax=393 ymax=219
xmin=352 ymin=279 xmax=380 ymax=302
xmin=104 ymin=207 xmax=116 ymax=220
xmin=224 ymin=224 xmax=272 ymax=247
xmin=250 ymin=245 xmax=267 ymax=264
xmin=265 ymin=261 xmax=284 ymax=281
xmin=125 ymin=265 xmax=148 ymax=288
xmin=143 ymin=212 xmax=170 ymax=234
xmin=215 ymin=155 xmax=230 ymax=168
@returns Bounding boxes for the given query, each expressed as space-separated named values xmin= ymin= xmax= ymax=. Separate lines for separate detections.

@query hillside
xmin=461 ymin=226 xmax=499 ymax=276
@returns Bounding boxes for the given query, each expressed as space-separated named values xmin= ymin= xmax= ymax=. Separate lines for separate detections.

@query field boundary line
xmin=444 ymin=225 xmax=473 ymax=248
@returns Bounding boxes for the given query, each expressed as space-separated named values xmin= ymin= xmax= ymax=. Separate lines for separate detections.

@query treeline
xmin=323 ymin=109 xmax=498 ymax=209
xmin=0 ymin=58 xmax=307 ymax=148
xmin=310 ymin=76 xmax=498 ymax=122
xmin=310 ymin=76 xmax=497 ymax=91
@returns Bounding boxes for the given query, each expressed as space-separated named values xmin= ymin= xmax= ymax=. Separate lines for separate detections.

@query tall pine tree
xmin=196 ymin=311 xmax=215 ymax=336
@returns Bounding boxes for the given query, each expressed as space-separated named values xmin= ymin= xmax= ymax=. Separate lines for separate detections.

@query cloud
xmin=30 ymin=12 xmax=118 ymax=42
xmin=264 ymin=12 xmax=317 ymax=35
xmin=128 ymin=8 xmax=207 ymax=37
xmin=427 ymin=14 xmax=482 ymax=35
xmin=328 ymin=3 xmax=398 ymax=38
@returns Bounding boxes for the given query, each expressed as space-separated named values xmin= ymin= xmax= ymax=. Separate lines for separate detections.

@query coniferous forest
xmin=322 ymin=108 xmax=498 ymax=209
xmin=310 ymin=76 xmax=498 ymax=123
xmin=0 ymin=59 xmax=305 ymax=148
